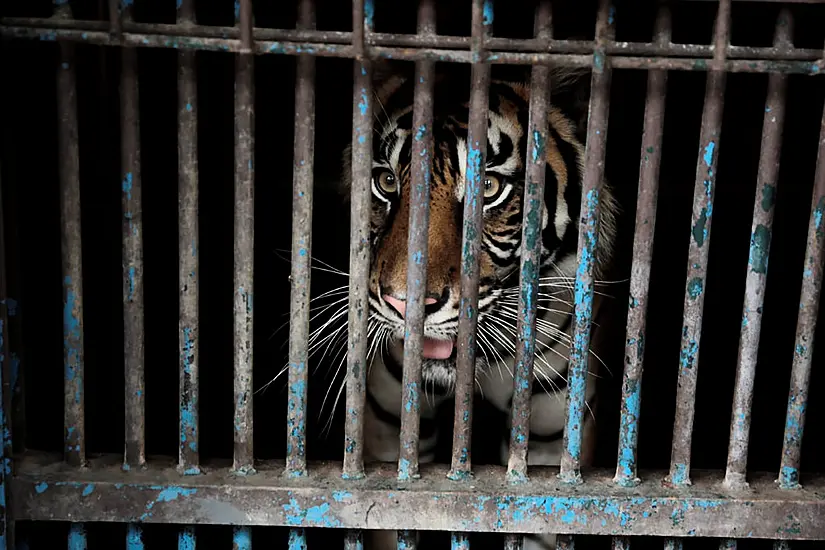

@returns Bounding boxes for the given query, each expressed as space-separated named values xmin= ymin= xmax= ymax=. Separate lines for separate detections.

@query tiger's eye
xmin=376 ymin=170 xmax=397 ymax=194
xmin=483 ymin=174 xmax=501 ymax=198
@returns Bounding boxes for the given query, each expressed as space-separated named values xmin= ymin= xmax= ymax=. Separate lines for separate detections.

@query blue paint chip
xmin=703 ymin=141 xmax=716 ymax=168
xmin=35 ymin=482 xmax=49 ymax=494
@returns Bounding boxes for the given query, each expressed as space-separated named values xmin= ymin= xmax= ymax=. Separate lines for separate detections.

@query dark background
xmin=2 ymin=0 xmax=825 ymax=547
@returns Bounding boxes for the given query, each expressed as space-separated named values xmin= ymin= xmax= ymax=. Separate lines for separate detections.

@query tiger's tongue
xmin=422 ymin=337 xmax=455 ymax=360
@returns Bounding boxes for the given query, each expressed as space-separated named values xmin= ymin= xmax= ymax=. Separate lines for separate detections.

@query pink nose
xmin=383 ymin=295 xmax=437 ymax=318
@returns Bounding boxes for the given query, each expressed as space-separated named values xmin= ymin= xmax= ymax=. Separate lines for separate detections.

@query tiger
xmin=332 ymin=63 xmax=620 ymax=549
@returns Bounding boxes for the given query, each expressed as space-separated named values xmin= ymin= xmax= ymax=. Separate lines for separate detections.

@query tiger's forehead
xmin=373 ymin=92 xmax=527 ymax=201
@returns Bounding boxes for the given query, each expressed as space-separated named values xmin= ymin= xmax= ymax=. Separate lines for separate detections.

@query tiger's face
xmin=344 ymin=70 xmax=615 ymax=395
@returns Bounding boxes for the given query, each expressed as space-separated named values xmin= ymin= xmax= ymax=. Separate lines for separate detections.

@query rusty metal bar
xmin=725 ymin=9 xmax=791 ymax=490
xmin=286 ymin=0 xmax=316 ymax=480
xmin=397 ymin=0 xmax=435 ymax=483
xmin=126 ymin=524 xmax=143 ymax=549
xmin=120 ymin=0 xmax=146 ymax=472
xmin=178 ymin=527 xmax=195 ymax=550
xmin=559 ymin=0 xmax=614 ymax=484
xmin=506 ymin=0 xmax=551 ymax=485
xmin=612 ymin=537 xmax=630 ymax=550
xmin=2 ymin=24 xmax=822 ymax=74
xmin=288 ymin=528 xmax=306 ymax=550
xmin=56 ymin=2 xmax=86 ymax=469
xmin=239 ymin=0 xmax=252 ymax=53
xmin=4 ymin=17 xmax=824 ymax=61
xmin=503 ymin=535 xmax=522 ymax=550
xmin=557 ymin=535 xmax=574 ymax=550
xmin=345 ymin=530 xmax=364 ymax=550
xmin=614 ymin=3 xmax=670 ymax=489
xmin=777 ymin=88 xmax=825 ymax=490
xmin=451 ymin=533 xmax=470 ymax=550
xmin=448 ymin=0 xmax=492 ymax=482
xmin=177 ymin=0 xmax=200 ymax=478
xmin=233 ymin=526 xmax=251 ymax=549
xmin=668 ymin=0 xmax=731 ymax=487
xmin=68 ymin=523 xmax=86 ymax=549
xmin=232 ymin=0 xmax=256 ymax=476
xmin=343 ymin=0 xmax=373 ymax=480
xmin=397 ymin=530 xmax=416 ymax=549
xmin=663 ymin=540 xmax=682 ymax=550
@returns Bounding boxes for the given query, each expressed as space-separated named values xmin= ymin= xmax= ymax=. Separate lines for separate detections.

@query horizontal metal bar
xmin=2 ymin=17 xmax=823 ymax=61
xmin=2 ymin=27 xmax=823 ymax=74
xmin=11 ymin=456 xmax=825 ymax=539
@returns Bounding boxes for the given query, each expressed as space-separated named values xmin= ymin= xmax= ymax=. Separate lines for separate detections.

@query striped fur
xmin=335 ymin=67 xmax=620 ymax=549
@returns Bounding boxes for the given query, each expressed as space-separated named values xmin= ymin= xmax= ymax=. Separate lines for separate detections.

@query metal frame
xmin=1 ymin=0 xmax=825 ymax=548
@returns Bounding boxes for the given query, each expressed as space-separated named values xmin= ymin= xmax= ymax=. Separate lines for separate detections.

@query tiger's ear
xmin=548 ymin=66 xmax=592 ymax=142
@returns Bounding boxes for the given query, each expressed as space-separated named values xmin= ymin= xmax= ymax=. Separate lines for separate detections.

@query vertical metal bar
xmin=668 ymin=0 xmax=730 ymax=487
xmin=506 ymin=0 xmax=551 ymax=485
xmin=773 ymin=542 xmax=791 ymax=550
xmin=107 ymin=0 xmax=121 ymax=38
xmin=177 ymin=0 xmax=200 ymax=477
xmin=397 ymin=530 xmax=416 ymax=549
xmin=612 ymin=537 xmax=630 ymax=550
xmin=233 ymin=0 xmax=256 ymax=475
xmin=777 ymin=92 xmax=825 ymax=490
xmin=178 ymin=527 xmax=196 ymax=550
xmin=614 ymin=3 xmax=670 ymax=488
xmin=663 ymin=540 xmax=682 ymax=550
xmin=67 ymin=524 xmax=87 ymax=550
xmin=233 ymin=526 xmax=251 ymax=550
xmin=286 ymin=0 xmax=316 ymax=480
xmin=559 ymin=0 xmax=614 ymax=484
xmin=343 ymin=0 xmax=373 ymax=480
xmin=449 ymin=0 xmax=492 ymax=481
xmin=451 ymin=533 xmax=470 ymax=550
xmin=56 ymin=1 xmax=86 ymax=468
xmin=126 ymin=524 xmax=143 ymax=550
xmin=719 ymin=540 xmax=737 ymax=550
xmin=397 ymin=0 xmax=435 ymax=483
xmin=288 ymin=529 xmax=306 ymax=550
xmin=557 ymin=536 xmax=574 ymax=550
xmin=0 ymin=166 xmax=14 ymax=550
xmin=239 ymin=0 xmax=253 ymax=53
xmin=345 ymin=530 xmax=364 ymax=550
xmin=120 ymin=0 xmax=146 ymax=472
xmin=503 ymin=535 xmax=523 ymax=550
xmin=725 ymin=9 xmax=791 ymax=489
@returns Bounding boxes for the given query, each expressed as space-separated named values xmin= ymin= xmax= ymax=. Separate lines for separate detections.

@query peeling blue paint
xmin=283 ymin=498 xmax=342 ymax=527
xmin=288 ymin=529 xmax=307 ymax=550
xmin=233 ymin=0 xmax=241 ymax=22
xmin=332 ymin=491 xmax=352 ymax=503
xmin=779 ymin=465 xmax=799 ymax=489
xmin=126 ymin=524 xmax=143 ymax=550
xmin=35 ymin=481 xmax=49 ymax=494
xmin=68 ymin=524 xmax=87 ymax=550
xmin=748 ymin=224 xmax=771 ymax=274
xmin=608 ymin=5 xmax=616 ymax=25
xmin=178 ymin=528 xmax=196 ymax=550
xmin=616 ymin=377 xmax=641 ymax=485
xmin=233 ymin=527 xmax=251 ymax=550
xmin=358 ymin=88 xmax=369 ymax=116
xmin=703 ymin=141 xmax=716 ymax=168
xmin=671 ymin=463 xmax=689 ymax=485
xmin=140 ymin=487 xmax=198 ymax=521
xmin=364 ymin=0 xmax=375 ymax=29
xmin=482 ymin=0 xmax=494 ymax=26
xmin=531 ymin=130 xmax=544 ymax=164
xmin=81 ymin=483 xmax=95 ymax=497
xmin=122 ymin=172 xmax=134 ymax=200
xmin=687 ymin=278 xmax=703 ymax=299
xmin=127 ymin=266 xmax=136 ymax=302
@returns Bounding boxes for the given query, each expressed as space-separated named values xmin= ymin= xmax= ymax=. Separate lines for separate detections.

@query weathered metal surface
xmin=397 ymin=529 xmax=416 ymax=549
xmin=177 ymin=0 xmax=200 ymax=478
xmin=507 ymin=0 xmax=551 ymax=484
xmin=126 ymin=523 xmax=143 ymax=549
xmin=286 ymin=0 xmax=316 ymax=480
xmin=397 ymin=0 xmax=434 ymax=483
xmin=233 ymin=526 xmax=251 ymax=549
xmin=345 ymin=530 xmax=364 ymax=550
xmin=663 ymin=540 xmax=682 ymax=550
xmin=612 ymin=536 xmax=630 ymax=550
xmin=503 ymin=534 xmax=523 ymax=550
xmin=560 ymin=0 xmax=613 ymax=485
xmin=778 ymin=89 xmax=825 ymax=490
xmin=178 ymin=526 xmax=195 ymax=550
xmin=725 ymin=9 xmax=790 ymax=490
xmin=719 ymin=539 xmax=737 ymax=550
xmin=56 ymin=26 xmax=86 ymax=469
xmin=238 ymin=0 xmax=252 ymax=53
xmin=232 ymin=4 xmax=256 ymax=473
xmin=343 ymin=0 xmax=373 ymax=480
xmin=107 ymin=0 xmax=120 ymax=38
xmin=13 ymin=457 xmax=825 ymax=538
xmin=668 ymin=0 xmax=730 ymax=488
xmin=451 ymin=532 xmax=470 ymax=549
xmin=68 ymin=523 xmax=86 ymax=549
xmin=450 ymin=0 xmax=492 ymax=481
xmin=120 ymin=0 xmax=146 ymax=471
xmin=614 ymin=4 xmax=670 ymax=489
xmin=289 ymin=528 xmax=307 ymax=550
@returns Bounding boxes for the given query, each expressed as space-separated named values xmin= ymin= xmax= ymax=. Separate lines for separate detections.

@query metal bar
xmin=719 ymin=540 xmax=737 ymax=550
xmin=612 ymin=537 xmax=630 ymax=550
xmin=507 ymin=0 xmax=551 ymax=484
xmin=773 ymin=542 xmax=791 ymax=550
xmin=57 ymin=28 xmax=86 ymax=469
xmin=557 ymin=535 xmax=574 ymax=550
xmin=448 ymin=0 xmax=492 ymax=482
xmin=67 ymin=524 xmax=86 ymax=550
xmin=725 ymin=9 xmax=791 ymax=489
xmin=238 ymin=0 xmax=252 ymax=53
xmin=12 ymin=460 xmax=825 ymax=538
xmin=559 ymin=0 xmax=614 ymax=484
xmin=126 ymin=524 xmax=143 ymax=550
xmin=668 ymin=0 xmax=730 ymax=488
xmin=451 ymin=533 xmax=470 ymax=550
xmin=2 ymin=26 xmax=823 ymax=74
xmin=613 ymin=3 xmax=670 ymax=489
xmin=397 ymin=0 xmax=435 ymax=483
xmin=345 ymin=530 xmax=364 ymax=550
xmin=663 ymin=540 xmax=682 ymax=550
xmin=120 ymin=0 xmax=146 ymax=471
xmin=343 ymin=0 xmax=373 ymax=480
xmin=286 ymin=0 xmax=316 ymax=480
xmin=288 ymin=528 xmax=306 ymax=550
xmin=107 ymin=0 xmax=121 ymax=38
xmin=777 ymin=89 xmax=825 ymax=490
xmin=0 ymin=168 xmax=11 ymax=549
xmin=233 ymin=526 xmax=251 ymax=549
xmin=177 ymin=0 xmax=200 ymax=477
xmin=178 ymin=527 xmax=195 ymax=550
xmin=3 ymin=17 xmax=824 ymax=61
xmin=232 ymin=0 xmax=256 ymax=476
xmin=397 ymin=530 xmax=416 ymax=549
xmin=503 ymin=535 xmax=523 ymax=550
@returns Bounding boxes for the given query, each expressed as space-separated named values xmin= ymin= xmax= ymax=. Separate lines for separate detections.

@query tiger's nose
xmin=382 ymin=294 xmax=439 ymax=317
